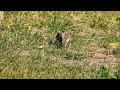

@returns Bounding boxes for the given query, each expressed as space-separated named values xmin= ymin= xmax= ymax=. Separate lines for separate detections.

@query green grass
xmin=0 ymin=11 xmax=120 ymax=79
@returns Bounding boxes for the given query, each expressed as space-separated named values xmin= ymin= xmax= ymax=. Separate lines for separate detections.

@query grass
xmin=0 ymin=11 xmax=120 ymax=79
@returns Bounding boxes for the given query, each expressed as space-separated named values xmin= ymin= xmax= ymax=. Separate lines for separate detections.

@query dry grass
xmin=0 ymin=11 xmax=120 ymax=79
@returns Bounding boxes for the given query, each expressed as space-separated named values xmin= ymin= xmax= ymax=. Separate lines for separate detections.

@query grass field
xmin=0 ymin=11 xmax=120 ymax=79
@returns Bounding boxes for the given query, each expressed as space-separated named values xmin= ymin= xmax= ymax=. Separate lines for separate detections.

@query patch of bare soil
xmin=86 ymin=41 xmax=120 ymax=68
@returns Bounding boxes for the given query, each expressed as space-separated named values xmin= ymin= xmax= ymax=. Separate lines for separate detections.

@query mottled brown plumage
xmin=49 ymin=31 xmax=70 ymax=49
xmin=56 ymin=31 xmax=70 ymax=48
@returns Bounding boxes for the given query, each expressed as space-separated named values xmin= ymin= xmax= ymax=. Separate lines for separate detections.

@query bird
xmin=56 ymin=31 xmax=70 ymax=49
xmin=49 ymin=31 xmax=70 ymax=49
